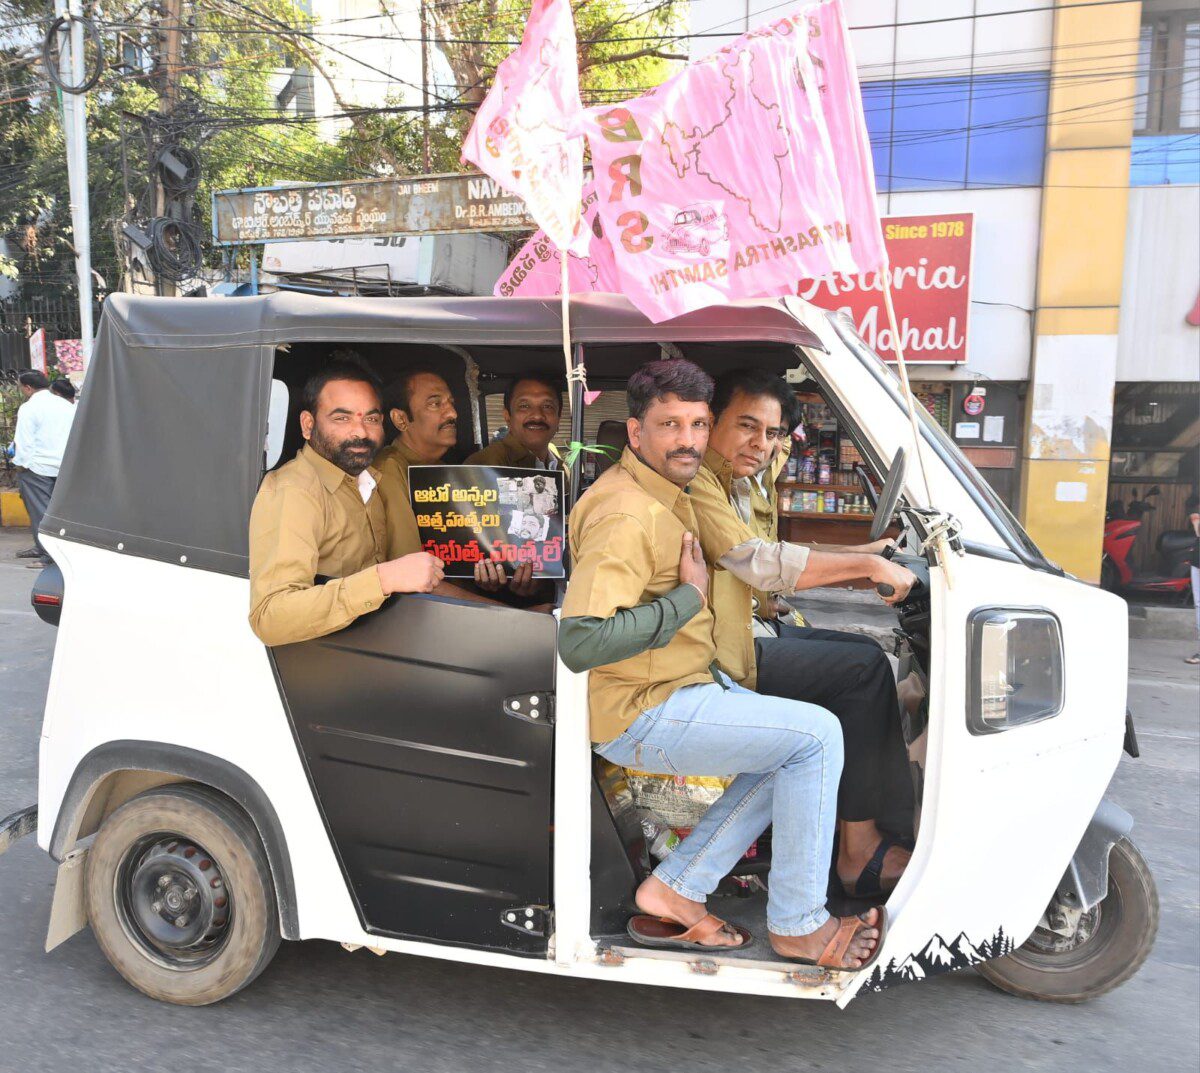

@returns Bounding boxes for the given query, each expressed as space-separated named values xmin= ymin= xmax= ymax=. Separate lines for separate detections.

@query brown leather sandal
xmin=626 ymin=913 xmax=754 ymax=951
xmin=783 ymin=909 xmax=887 ymax=972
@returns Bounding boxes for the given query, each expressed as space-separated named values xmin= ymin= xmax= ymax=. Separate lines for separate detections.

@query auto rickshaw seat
xmin=594 ymin=421 xmax=628 ymax=476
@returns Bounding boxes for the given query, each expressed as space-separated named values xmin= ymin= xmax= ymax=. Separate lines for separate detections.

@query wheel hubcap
xmin=1026 ymin=904 xmax=1102 ymax=955
xmin=117 ymin=835 xmax=232 ymax=969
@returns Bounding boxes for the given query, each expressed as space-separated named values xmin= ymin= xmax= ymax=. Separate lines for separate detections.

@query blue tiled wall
xmin=863 ymin=71 xmax=1051 ymax=191
xmin=1130 ymin=134 xmax=1200 ymax=185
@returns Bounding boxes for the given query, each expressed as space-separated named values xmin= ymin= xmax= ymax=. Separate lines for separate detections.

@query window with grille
xmin=1135 ymin=11 xmax=1200 ymax=134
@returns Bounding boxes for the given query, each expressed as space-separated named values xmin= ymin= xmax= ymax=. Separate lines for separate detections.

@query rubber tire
xmin=977 ymin=838 xmax=1158 ymax=1003
xmin=1100 ymin=556 xmax=1120 ymax=593
xmin=85 ymin=784 xmax=281 ymax=1005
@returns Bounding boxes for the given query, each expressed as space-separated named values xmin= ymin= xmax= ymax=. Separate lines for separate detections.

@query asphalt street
xmin=0 ymin=527 xmax=1196 ymax=1073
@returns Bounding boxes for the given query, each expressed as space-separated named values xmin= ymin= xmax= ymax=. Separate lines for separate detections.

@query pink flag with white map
xmin=461 ymin=0 xmax=586 ymax=252
xmin=494 ymin=182 xmax=620 ymax=297
xmin=580 ymin=0 xmax=886 ymax=322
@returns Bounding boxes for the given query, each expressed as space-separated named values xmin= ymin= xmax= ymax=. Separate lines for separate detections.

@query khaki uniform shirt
xmin=691 ymin=449 xmax=809 ymax=687
xmin=248 ymin=444 xmax=387 ymax=647
xmin=465 ymin=432 xmax=562 ymax=471
xmin=745 ymin=448 xmax=786 ymax=614
xmin=562 ymin=448 xmax=719 ymax=742
xmin=690 ymin=450 xmax=761 ymax=688
xmin=374 ymin=439 xmax=429 ymax=560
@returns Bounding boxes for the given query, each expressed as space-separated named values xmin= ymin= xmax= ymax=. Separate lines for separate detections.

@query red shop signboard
xmin=799 ymin=212 xmax=974 ymax=364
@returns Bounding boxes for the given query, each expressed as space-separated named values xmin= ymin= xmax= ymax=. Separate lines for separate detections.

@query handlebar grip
xmin=876 ymin=583 xmax=896 ymax=597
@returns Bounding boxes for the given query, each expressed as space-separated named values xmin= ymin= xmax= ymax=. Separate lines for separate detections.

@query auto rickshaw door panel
xmin=272 ymin=595 xmax=556 ymax=954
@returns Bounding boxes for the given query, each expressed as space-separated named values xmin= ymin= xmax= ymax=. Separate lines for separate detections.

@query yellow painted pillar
xmin=1020 ymin=0 xmax=1141 ymax=582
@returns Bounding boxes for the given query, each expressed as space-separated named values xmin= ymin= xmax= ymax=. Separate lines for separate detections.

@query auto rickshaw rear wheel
xmin=85 ymin=783 xmax=281 ymax=1005
xmin=977 ymin=837 xmax=1158 ymax=1003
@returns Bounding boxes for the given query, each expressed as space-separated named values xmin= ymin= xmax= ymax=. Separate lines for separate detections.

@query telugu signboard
xmin=799 ymin=212 xmax=974 ymax=364
xmin=409 ymin=465 xmax=566 ymax=579
xmin=212 ymin=173 xmax=537 ymax=245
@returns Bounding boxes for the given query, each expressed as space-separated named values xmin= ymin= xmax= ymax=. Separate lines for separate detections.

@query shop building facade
xmin=689 ymin=0 xmax=1199 ymax=582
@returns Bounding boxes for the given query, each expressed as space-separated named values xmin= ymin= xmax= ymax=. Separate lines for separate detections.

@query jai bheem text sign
xmin=800 ymin=212 xmax=974 ymax=363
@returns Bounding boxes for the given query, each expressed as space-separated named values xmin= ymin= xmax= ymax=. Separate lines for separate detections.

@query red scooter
xmin=1102 ymin=489 xmax=1194 ymax=600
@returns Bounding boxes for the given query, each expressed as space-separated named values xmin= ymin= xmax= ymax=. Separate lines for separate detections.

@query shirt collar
xmin=619 ymin=446 xmax=693 ymax=509
xmin=391 ymin=437 xmax=432 ymax=467
xmin=300 ymin=443 xmax=379 ymax=495
xmin=703 ymin=446 xmax=737 ymax=493
xmin=500 ymin=432 xmax=536 ymax=466
xmin=502 ymin=432 xmax=560 ymax=469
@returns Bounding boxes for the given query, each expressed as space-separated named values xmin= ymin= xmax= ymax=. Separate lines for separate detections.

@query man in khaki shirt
xmin=465 ymin=372 xmax=564 ymax=471
xmin=693 ymin=367 xmax=916 ymax=902
xmin=375 ymin=368 xmax=545 ymax=607
xmin=466 ymin=372 xmax=563 ymax=599
xmin=248 ymin=360 xmax=445 ymax=647
xmin=560 ymin=358 xmax=882 ymax=971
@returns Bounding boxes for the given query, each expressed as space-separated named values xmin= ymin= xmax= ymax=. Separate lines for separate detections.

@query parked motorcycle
xmin=1102 ymin=490 xmax=1194 ymax=601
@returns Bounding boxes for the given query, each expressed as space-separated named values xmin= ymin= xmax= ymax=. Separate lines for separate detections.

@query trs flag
xmin=461 ymin=0 xmax=585 ymax=251
xmin=581 ymin=0 xmax=886 ymax=321
xmin=494 ymin=182 xmax=620 ymax=297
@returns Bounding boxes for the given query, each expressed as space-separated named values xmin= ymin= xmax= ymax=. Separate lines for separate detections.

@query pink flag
xmin=580 ymin=0 xmax=885 ymax=322
xmin=495 ymin=182 xmax=619 ymax=297
xmin=461 ymin=0 xmax=586 ymax=252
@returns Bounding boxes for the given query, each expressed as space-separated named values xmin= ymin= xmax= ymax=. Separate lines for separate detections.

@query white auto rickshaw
xmin=1 ymin=292 xmax=1156 ymax=1007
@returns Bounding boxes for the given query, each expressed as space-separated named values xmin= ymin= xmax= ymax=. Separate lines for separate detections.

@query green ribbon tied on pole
xmin=562 ymin=441 xmax=623 ymax=471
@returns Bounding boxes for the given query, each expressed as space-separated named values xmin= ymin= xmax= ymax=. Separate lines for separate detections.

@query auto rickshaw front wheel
xmin=85 ymin=784 xmax=281 ymax=1005
xmin=977 ymin=838 xmax=1158 ymax=1003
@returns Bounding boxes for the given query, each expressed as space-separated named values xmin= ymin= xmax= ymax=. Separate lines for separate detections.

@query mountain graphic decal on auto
xmin=860 ymin=928 xmax=1014 ymax=993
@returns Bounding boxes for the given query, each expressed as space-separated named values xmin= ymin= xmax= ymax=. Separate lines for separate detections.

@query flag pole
xmin=560 ymin=252 xmax=573 ymax=408
xmin=881 ymin=262 xmax=956 ymax=588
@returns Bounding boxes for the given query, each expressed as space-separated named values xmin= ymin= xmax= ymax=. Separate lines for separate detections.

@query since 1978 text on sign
xmin=800 ymin=212 xmax=974 ymax=364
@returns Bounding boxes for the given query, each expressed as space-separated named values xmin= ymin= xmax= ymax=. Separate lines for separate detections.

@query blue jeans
xmin=596 ymin=677 xmax=843 ymax=936
xmin=1192 ymin=566 xmax=1199 ymax=641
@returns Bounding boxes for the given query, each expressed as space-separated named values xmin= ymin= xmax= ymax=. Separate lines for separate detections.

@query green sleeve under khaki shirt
xmin=561 ymin=448 xmax=721 ymax=742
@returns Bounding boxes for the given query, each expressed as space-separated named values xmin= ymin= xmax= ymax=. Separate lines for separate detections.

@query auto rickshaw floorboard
xmin=596 ymin=889 xmax=882 ymax=973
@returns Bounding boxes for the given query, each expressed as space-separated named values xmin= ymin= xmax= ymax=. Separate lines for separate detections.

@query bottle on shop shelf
xmin=800 ymin=451 xmax=816 ymax=483
xmin=816 ymin=490 xmax=825 ymax=512
xmin=780 ymin=489 xmax=792 ymax=512
xmin=818 ymin=460 xmax=831 ymax=486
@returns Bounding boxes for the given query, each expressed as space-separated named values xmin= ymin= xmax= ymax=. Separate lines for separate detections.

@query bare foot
xmin=769 ymin=908 xmax=881 ymax=968
xmin=634 ymin=876 xmax=745 ymax=948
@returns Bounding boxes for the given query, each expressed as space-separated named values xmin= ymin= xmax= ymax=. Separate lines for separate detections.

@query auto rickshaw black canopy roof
xmin=43 ymin=292 xmax=827 ymax=577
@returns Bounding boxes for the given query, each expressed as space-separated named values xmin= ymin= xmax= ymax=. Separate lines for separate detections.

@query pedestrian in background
xmin=12 ymin=370 xmax=75 ymax=568
xmin=1186 ymin=494 xmax=1200 ymax=666
xmin=49 ymin=379 xmax=76 ymax=404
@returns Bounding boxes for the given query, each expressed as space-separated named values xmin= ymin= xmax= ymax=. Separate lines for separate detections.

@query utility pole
xmin=54 ymin=0 xmax=95 ymax=367
xmin=154 ymin=0 xmax=184 ymax=296
xmin=419 ymin=0 xmax=431 ymax=171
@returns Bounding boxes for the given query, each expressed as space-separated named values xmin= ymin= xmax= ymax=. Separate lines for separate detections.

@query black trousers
xmin=17 ymin=470 xmax=55 ymax=558
xmin=754 ymin=625 xmax=914 ymax=833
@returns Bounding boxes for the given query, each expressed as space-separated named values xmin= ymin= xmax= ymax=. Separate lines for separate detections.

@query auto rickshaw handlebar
xmin=876 ymin=552 xmax=930 ymax=602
